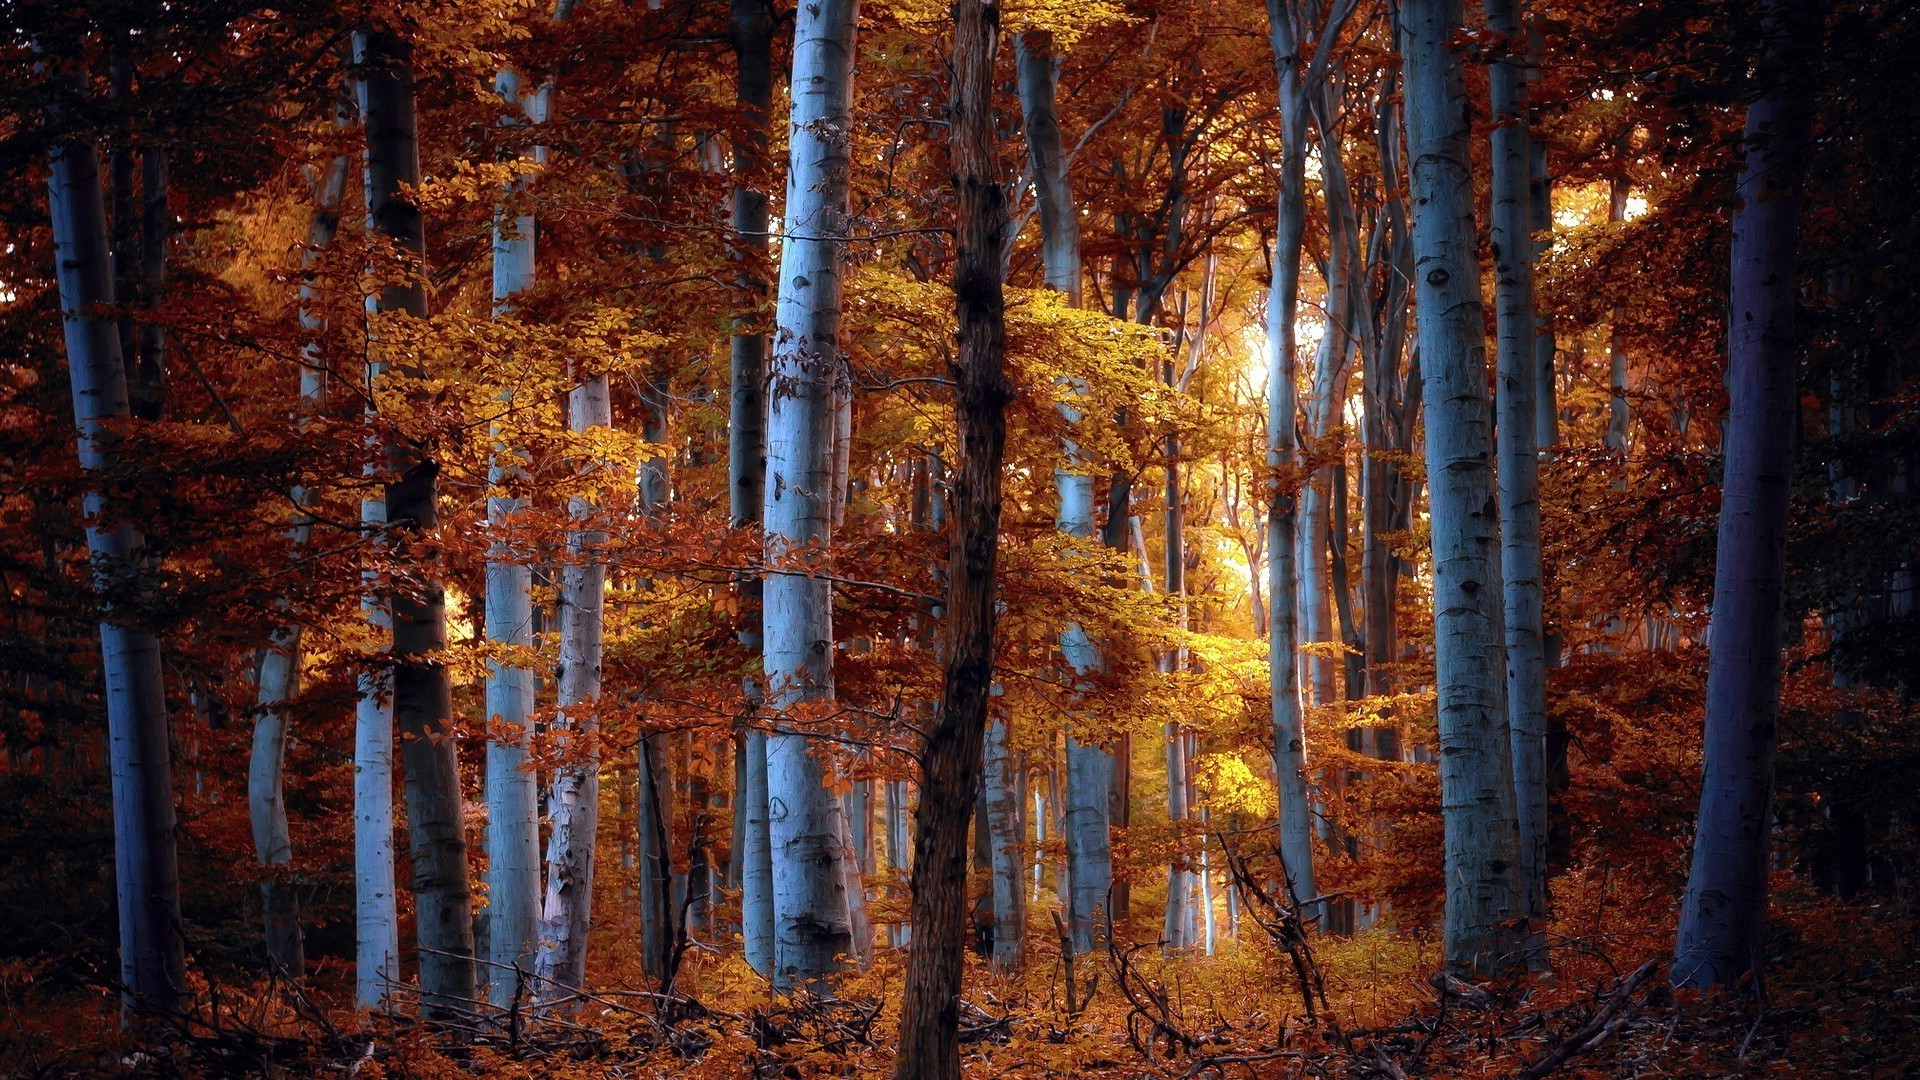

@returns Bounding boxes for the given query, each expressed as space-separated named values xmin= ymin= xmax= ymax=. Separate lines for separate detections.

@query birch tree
xmin=763 ymin=0 xmax=859 ymax=988
xmin=1399 ymin=0 xmax=1526 ymax=977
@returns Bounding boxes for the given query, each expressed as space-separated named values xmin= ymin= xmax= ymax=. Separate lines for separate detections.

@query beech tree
xmin=763 ymin=0 xmax=860 ymax=989
xmin=1399 ymin=0 xmax=1525 ymax=977
xmin=356 ymin=25 xmax=476 ymax=1018
xmin=1673 ymin=0 xmax=1813 ymax=992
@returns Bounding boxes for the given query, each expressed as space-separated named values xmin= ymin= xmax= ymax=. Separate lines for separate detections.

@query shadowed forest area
xmin=3 ymin=0 xmax=1920 ymax=1075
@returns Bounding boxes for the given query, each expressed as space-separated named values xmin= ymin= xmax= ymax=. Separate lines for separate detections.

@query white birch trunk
xmin=763 ymin=0 xmax=859 ymax=988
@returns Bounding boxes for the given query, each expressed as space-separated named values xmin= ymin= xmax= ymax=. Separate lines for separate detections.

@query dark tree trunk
xmin=893 ymin=0 xmax=1010 ymax=1073
xmin=1672 ymin=0 xmax=1813 ymax=992
xmin=358 ymin=26 xmax=477 ymax=1021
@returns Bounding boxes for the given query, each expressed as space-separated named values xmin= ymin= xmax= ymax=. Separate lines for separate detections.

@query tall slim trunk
xmin=251 ymin=149 xmax=348 ymax=981
xmin=764 ymin=0 xmax=860 ymax=989
xmin=1264 ymin=0 xmax=1318 ymax=911
xmin=47 ymin=112 xmax=185 ymax=1017
xmin=637 ymin=397 xmax=676 ymax=984
xmin=1605 ymin=169 xmax=1631 ymax=452
xmin=358 ymin=28 xmax=478 ymax=1019
xmin=1399 ymin=0 xmax=1526 ymax=977
xmin=1361 ymin=81 xmax=1411 ymax=710
xmin=483 ymin=54 xmax=555 ymax=1006
xmin=1673 ymin=2 xmax=1810 ymax=990
xmin=1528 ymin=102 xmax=1557 ymax=449
xmin=983 ymin=716 xmax=1025 ymax=968
xmin=730 ymin=0 xmax=777 ymax=975
xmin=533 ymin=367 xmax=610 ymax=995
xmin=895 ymin=0 xmax=1011 ymax=1065
xmin=1017 ymin=30 xmax=1111 ymax=955
xmin=1486 ymin=0 xmax=1549 ymax=954
xmin=1163 ymin=352 xmax=1193 ymax=949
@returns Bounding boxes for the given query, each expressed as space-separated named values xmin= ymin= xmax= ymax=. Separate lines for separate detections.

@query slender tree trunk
xmin=984 ymin=716 xmax=1025 ymax=968
xmin=1399 ymin=0 xmax=1526 ymax=977
xmin=251 ymin=149 xmax=348 ymax=981
xmin=1606 ymin=169 xmax=1632 ymax=452
xmin=895 ymin=0 xmax=1011 ymax=1065
xmin=358 ymin=28 xmax=477 ymax=1019
xmin=1673 ymin=2 xmax=1811 ymax=990
xmin=1486 ymin=0 xmax=1549 ymax=957
xmin=1017 ymin=29 xmax=1111 ymax=955
xmin=533 ymin=365 xmax=611 ymax=996
xmin=730 ymin=0 xmax=778 ymax=971
xmin=1264 ymin=0 xmax=1318 ymax=912
xmin=483 ymin=58 xmax=553 ymax=1007
xmin=764 ymin=0 xmax=860 ymax=989
xmin=46 ymin=109 xmax=185 ymax=1018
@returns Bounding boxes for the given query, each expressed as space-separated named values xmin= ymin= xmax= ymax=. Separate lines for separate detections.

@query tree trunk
xmin=894 ymin=0 xmax=1011 ymax=1065
xmin=46 ymin=110 xmax=185 ymax=1018
xmin=1486 ymin=0 xmax=1549 ymax=957
xmin=1017 ymin=29 xmax=1111 ymax=956
xmin=1673 ymin=1 xmax=1810 ymax=990
xmin=251 ymin=148 xmax=347 ymax=983
xmin=984 ymin=717 xmax=1025 ymax=968
xmin=729 ymin=0 xmax=778 ymax=974
xmin=1399 ymin=0 xmax=1526 ymax=978
xmin=764 ymin=0 xmax=860 ymax=990
xmin=483 ymin=58 xmax=553 ymax=1008
xmin=533 ymin=366 xmax=610 ymax=996
xmin=358 ymin=27 xmax=477 ymax=1019
xmin=1605 ymin=169 xmax=1631 ymax=452
xmin=1263 ymin=0 xmax=1318 ymax=913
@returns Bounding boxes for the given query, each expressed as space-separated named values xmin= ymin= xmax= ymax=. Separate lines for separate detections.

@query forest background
xmin=3 ymin=0 xmax=1919 ymax=1075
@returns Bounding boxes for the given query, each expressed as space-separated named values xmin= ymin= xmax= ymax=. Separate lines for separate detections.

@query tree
xmin=1017 ymin=29 xmax=1110 ymax=957
xmin=356 ymin=26 xmax=476 ymax=1019
xmin=482 ymin=30 xmax=557 ymax=1005
xmin=1485 ymin=0 xmax=1549 ymax=955
xmin=895 ymin=0 xmax=1012 ymax=1065
xmin=1672 ymin=0 xmax=1813 ymax=993
xmin=763 ymin=0 xmax=860 ymax=989
xmin=250 ymin=139 xmax=348 ymax=982
xmin=1399 ymin=0 xmax=1525 ymax=977
xmin=729 ymin=0 xmax=779 ymax=978
xmin=45 ymin=73 xmax=186 ymax=1018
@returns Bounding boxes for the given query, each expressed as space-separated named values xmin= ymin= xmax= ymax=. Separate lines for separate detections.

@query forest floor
xmin=4 ymin=879 xmax=1915 ymax=1079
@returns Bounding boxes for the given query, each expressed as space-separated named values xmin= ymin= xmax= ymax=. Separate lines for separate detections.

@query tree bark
xmin=894 ymin=0 xmax=1011 ymax=1066
xmin=1263 ymin=0 xmax=1319 ymax=914
xmin=1017 ymin=29 xmax=1112 ymax=956
xmin=251 ymin=147 xmax=348 ymax=983
xmin=46 ymin=102 xmax=186 ymax=1018
xmin=1399 ymin=0 xmax=1526 ymax=977
xmin=1486 ymin=0 xmax=1549 ymax=954
xmin=1673 ymin=0 xmax=1811 ymax=990
xmin=358 ymin=28 xmax=478 ymax=1020
xmin=764 ymin=0 xmax=860 ymax=990
xmin=534 ymin=366 xmax=611 ymax=996
xmin=482 ymin=54 xmax=555 ymax=1007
